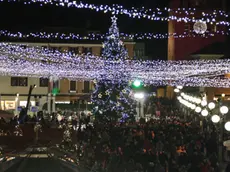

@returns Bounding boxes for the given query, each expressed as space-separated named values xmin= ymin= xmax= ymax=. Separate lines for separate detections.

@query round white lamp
xmin=57 ymin=114 xmax=63 ymax=122
xmin=177 ymin=96 xmax=182 ymax=100
xmin=220 ymin=106 xmax=229 ymax=115
xmin=201 ymin=109 xmax=208 ymax=117
xmin=134 ymin=92 xmax=145 ymax=99
xmin=211 ymin=115 xmax=220 ymax=123
xmin=177 ymin=86 xmax=183 ymax=89
xmin=201 ymin=100 xmax=207 ymax=107
xmin=224 ymin=121 xmax=230 ymax=131
xmin=195 ymin=106 xmax=202 ymax=113
xmin=208 ymin=102 xmax=215 ymax=110
xmin=190 ymin=104 xmax=196 ymax=110
xmin=180 ymin=92 xmax=185 ymax=96
xmin=195 ymin=99 xmax=202 ymax=104
xmin=174 ymin=88 xmax=180 ymax=93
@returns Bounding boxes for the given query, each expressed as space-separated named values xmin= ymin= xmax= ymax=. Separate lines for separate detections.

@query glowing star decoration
xmin=110 ymin=34 xmax=115 ymax=39
xmin=111 ymin=16 xmax=118 ymax=22
xmin=98 ymin=93 xmax=102 ymax=98
xmin=119 ymin=41 xmax=123 ymax=46
xmin=122 ymin=89 xmax=127 ymax=93
xmin=105 ymin=90 xmax=110 ymax=95
xmin=93 ymin=79 xmax=97 ymax=84
xmin=193 ymin=21 xmax=208 ymax=34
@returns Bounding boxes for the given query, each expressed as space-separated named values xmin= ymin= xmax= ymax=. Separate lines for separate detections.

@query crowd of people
xmin=74 ymin=117 xmax=229 ymax=172
xmin=1 ymin=98 xmax=230 ymax=172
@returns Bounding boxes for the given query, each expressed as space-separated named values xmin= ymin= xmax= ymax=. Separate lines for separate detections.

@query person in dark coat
xmin=225 ymin=163 xmax=230 ymax=172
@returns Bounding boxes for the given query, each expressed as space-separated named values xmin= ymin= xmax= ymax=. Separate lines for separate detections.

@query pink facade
xmin=168 ymin=0 xmax=226 ymax=60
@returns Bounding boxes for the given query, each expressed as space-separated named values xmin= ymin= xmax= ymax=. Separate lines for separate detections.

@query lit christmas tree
xmin=91 ymin=16 xmax=136 ymax=122
xmin=101 ymin=16 xmax=129 ymax=60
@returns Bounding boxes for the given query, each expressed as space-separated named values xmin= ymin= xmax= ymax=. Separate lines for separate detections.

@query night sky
xmin=0 ymin=0 xmax=228 ymax=60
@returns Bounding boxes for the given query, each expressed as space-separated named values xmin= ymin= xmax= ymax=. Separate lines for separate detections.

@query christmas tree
xmin=91 ymin=16 xmax=136 ymax=122
xmin=101 ymin=16 xmax=128 ymax=61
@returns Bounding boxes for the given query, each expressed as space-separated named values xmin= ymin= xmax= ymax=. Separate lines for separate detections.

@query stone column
xmin=52 ymin=96 xmax=56 ymax=113
xmin=15 ymin=94 xmax=19 ymax=116
xmin=0 ymin=94 xmax=1 ymax=110
xmin=47 ymin=93 xmax=51 ymax=114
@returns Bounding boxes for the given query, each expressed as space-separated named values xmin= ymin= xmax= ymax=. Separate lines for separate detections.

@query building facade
xmin=166 ymin=0 xmax=226 ymax=98
xmin=168 ymin=0 xmax=226 ymax=61
xmin=0 ymin=41 xmax=136 ymax=114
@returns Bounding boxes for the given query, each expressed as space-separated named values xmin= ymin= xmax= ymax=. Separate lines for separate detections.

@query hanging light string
xmin=1 ymin=43 xmax=230 ymax=87
xmin=2 ymin=0 xmax=228 ymax=25
xmin=0 ymin=29 xmax=228 ymax=40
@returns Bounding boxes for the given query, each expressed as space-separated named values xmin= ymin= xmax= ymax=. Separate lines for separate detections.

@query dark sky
xmin=0 ymin=0 xmax=172 ymax=60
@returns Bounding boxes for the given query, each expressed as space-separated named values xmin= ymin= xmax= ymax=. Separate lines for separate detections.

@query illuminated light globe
xmin=190 ymin=104 xmax=196 ymax=110
xmin=211 ymin=115 xmax=220 ymax=123
xmin=174 ymin=88 xmax=180 ymax=93
xmin=201 ymin=100 xmax=207 ymax=107
xmin=195 ymin=106 xmax=202 ymax=113
xmin=224 ymin=122 xmax=230 ymax=131
xmin=57 ymin=114 xmax=62 ymax=121
xmin=177 ymin=96 xmax=182 ymax=100
xmin=208 ymin=102 xmax=216 ymax=110
xmin=220 ymin=106 xmax=229 ymax=114
xmin=177 ymin=86 xmax=183 ymax=89
xmin=133 ymin=80 xmax=141 ymax=88
xmin=193 ymin=21 xmax=207 ymax=34
xmin=195 ymin=98 xmax=202 ymax=104
xmin=201 ymin=109 xmax=209 ymax=117
xmin=134 ymin=92 xmax=144 ymax=99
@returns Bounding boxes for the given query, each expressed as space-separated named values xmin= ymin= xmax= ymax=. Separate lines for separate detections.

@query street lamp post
xmin=25 ymin=84 xmax=37 ymax=118
xmin=218 ymin=106 xmax=228 ymax=164
xmin=176 ymin=89 xmax=230 ymax=170
xmin=134 ymin=92 xmax=145 ymax=120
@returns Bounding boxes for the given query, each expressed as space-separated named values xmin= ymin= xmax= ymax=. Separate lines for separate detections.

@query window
xmin=211 ymin=25 xmax=217 ymax=32
xmin=50 ymin=47 xmax=62 ymax=53
xmin=83 ymin=81 xmax=90 ymax=93
xmin=69 ymin=47 xmax=79 ymax=54
xmin=135 ymin=49 xmax=145 ymax=57
xmin=70 ymin=81 xmax=76 ymax=91
xmin=11 ymin=77 xmax=28 ymax=87
xmin=180 ymin=0 xmax=189 ymax=7
xmin=39 ymin=78 xmax=49 ymax=87
xmin=82 ymin=47 xmax=92 ymax=54
xmin=100 ymin=48 xmax=103 ymax=55
xmin=184 ymin=23 xmax=190 ymax=32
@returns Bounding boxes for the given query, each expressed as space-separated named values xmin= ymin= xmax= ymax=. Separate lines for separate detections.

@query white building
xmin=0 ymin=76 xmax=48 ymax=114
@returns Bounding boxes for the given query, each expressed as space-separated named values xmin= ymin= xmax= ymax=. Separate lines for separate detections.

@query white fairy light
xmin=1 ymin=43 xmax=230 ymax=87
xmin=5 ymin=0 xmax=228 ymax=26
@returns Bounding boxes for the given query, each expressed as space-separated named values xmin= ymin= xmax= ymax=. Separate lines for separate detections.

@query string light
xmin=1 ymin=43 xmax=230 ymax=87
xmin=0 ymin=30 xmax=228 ymax=40
xmin=2 ymin=0 xmax=229 ymax=25
xmin=1 ymin=17 xmax=230 ymax=88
